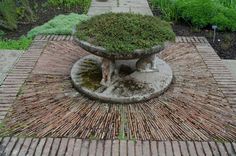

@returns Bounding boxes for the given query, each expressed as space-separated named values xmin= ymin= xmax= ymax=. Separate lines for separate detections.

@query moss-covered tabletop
xmin=74 ymin=13 xmax=175 ymax=59
xmin=72 ymin=13 xmax=175 ymax=99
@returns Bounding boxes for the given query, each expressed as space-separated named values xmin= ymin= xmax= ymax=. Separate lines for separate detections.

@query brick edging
xmin=175 ymin=36 xmax=236 ymax=111
xmin=34 ymin=35 xmax=73 ymax=41
xmin=0 ymin=137 xmax=235 ymax=156
xmin=0 ymin=39 xmax=47 ymax=121
xmin=194 ymin=40 xmax=236 ymax=111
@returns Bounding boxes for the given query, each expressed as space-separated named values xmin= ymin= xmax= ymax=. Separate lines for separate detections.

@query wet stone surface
xmin=71 ymin=55 xmax=173 ymax=103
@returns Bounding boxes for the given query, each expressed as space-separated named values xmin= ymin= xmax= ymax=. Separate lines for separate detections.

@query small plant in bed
xmin=75 ymin=13 xmax=175 ymax=54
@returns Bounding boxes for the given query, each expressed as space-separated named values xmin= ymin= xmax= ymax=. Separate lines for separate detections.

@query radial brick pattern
xmin=2 ymin=40 xmax=236 ymax=141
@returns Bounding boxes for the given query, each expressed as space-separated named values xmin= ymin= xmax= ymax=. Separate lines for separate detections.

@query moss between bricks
xmin=75 ymin=13 xmax=175 ymax=53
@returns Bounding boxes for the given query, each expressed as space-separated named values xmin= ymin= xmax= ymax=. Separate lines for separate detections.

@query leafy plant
xmin=0 ymin=0 xmax=35 ymax=30
xmin=16 ymin=0 xmax=35 ymax=22
xmin=47 ymin=0 xmax=92 ymax=13
xmin=0 ymin=0 xmax=17 ymax=30
xmin=218 ymin=0 xmax=236 ymax=8
xmin=177 ymin=0 xmax=218 ymax=28
xmin=149 ymin=0 xmax=178 ymax=21
xmin=0 ymin=30 xmax=5 ymax=39
xmin=76 ymin=13 xmax=175 ymax=53
xmin=149 ymin=0 xmax=236 ymax=31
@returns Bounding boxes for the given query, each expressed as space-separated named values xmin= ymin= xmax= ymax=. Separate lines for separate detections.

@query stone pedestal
xmin=100 ymin=58 xmax=116 ymax=86
xmin=71 ymin=55 xmax=173 ymax=103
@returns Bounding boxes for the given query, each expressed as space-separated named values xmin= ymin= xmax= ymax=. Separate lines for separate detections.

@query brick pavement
xmin=0 ymin=35 xmax=236 ymax=155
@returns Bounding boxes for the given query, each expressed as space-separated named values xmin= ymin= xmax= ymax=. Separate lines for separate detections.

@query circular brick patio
xmin=3 ymin=40 xmax=236 ymax=141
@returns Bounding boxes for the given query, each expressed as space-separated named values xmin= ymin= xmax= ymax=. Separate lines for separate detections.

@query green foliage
xmin=218 ymin=0 xmax=236 ymax=8
xmin=27 ymin=13 xmax=89 ymax=38
xmin=0 ymin=0 xmax=17 ymax=30
xmin=177 ymin=0 xmax=218 ymax=28
xmin=0 ymin=0 xmax=35 ymax=30
xmin=47 ymin=0 xmax=92 ymax=13
xmin=212 ymin=7 xmax=236 ymax=31
xmin=0 ymin=30 xmax=5 ymax=39
xmin=150 ymin=0 xmax=178 ymax=21
xmin=0 ymin=36 xmax=32 ymax=50
xmin=76 ymin=13 xmax=175 ymax=53
xmin=16 ymin=0 xmax=35 ymax=22
xmin=149 ymin=0 xmax=236 ymax=31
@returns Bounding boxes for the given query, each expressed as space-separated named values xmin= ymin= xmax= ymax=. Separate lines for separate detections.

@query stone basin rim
xmin=73 ymin=37 xmax=167 ymax=60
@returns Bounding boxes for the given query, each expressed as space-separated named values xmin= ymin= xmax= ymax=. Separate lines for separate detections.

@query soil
xmin=152 ymin=8 xmax=236 ymax=60
xmin=173 ymin=23 xmax=236 ymax=60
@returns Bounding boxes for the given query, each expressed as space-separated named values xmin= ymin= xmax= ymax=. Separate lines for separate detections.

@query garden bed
xmin=173 ymin=23 xmax=236 ymax=59
xmin=1 ymin=0 xmax=85 ymax=39
xmin=150 ymin=1 xmax=236 ymax=60
xmin=151 ymin=9 xmax=236 ymax=60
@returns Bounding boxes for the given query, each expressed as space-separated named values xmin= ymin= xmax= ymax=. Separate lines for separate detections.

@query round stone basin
xmin=73 ymin=37 xmax=165 ymax=60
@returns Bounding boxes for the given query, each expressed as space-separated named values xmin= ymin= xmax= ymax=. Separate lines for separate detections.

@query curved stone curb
xmin=73 ymin=37 xmax=165 ymax=60
xmin=71 ymin=55 xmax=173 ymax=104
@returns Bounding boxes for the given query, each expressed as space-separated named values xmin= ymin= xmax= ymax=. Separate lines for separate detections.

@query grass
xmin=76 ymin=13 xmax=175 ymax=53
xmin=0 ymin=36 xmax=32 ymax=50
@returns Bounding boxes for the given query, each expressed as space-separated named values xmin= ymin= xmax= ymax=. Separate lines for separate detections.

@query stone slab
xmin=223 ymin=60 xmax=236 ymax=79
xmin=0 ymin=50 xmax=23 ymax=85
xmin=87 ymin=0 xmax=153 ymax=16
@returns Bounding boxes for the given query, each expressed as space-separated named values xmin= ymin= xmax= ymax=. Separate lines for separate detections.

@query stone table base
xmin=71 ymin=55 xmax=173 ymax=103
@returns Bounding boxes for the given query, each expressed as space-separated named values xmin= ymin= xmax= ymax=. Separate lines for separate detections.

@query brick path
xmin=0 ymin=35 xmax=236 ymax=155
xmin=0 ymin=137 xmax=236 ymax=156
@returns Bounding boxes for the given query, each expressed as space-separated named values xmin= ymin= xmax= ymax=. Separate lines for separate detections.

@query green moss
xmin=76 ymin=13 xmax=175 ymax=53
xmin=80 ymin=60 xmax=102 ymax=90
xmin=27 ymin=13 xmax=90 ymax=38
